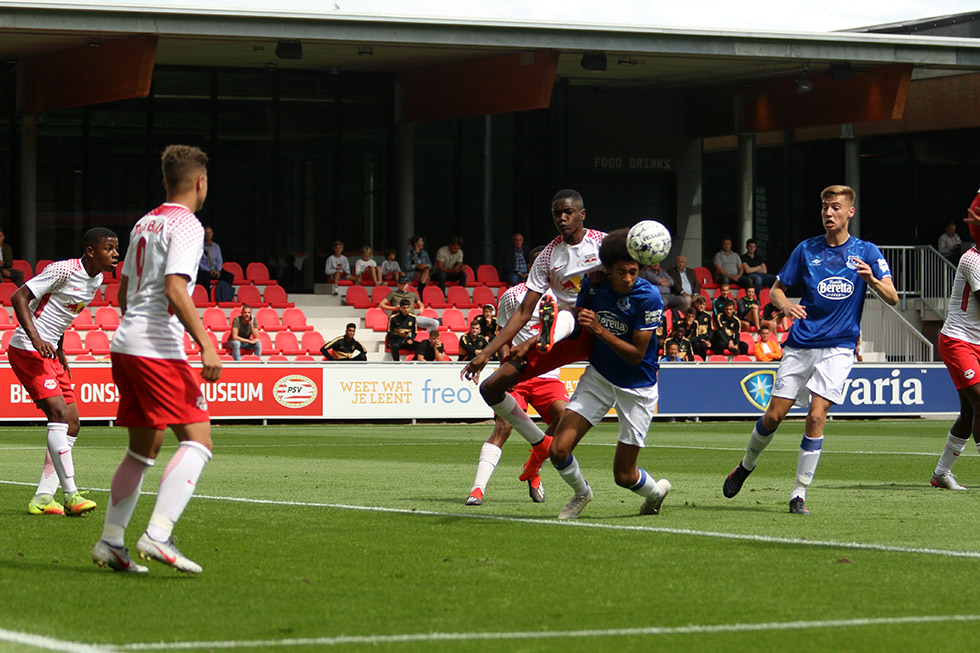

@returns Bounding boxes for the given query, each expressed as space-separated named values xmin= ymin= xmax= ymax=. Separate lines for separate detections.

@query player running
xmin=461 ymin=189 xmax=604 ymax=486
xmin=10 ymin=228 xmax=119 ymax=516
xmin=547 ymin=229 xmax=670 ymax=519
xmin=92 ymin=144 xmax=222 ymax=575
xmin=722 ymin=185 xmax=898 ymax=514
xmin=465 ymin=280 xmax=569 ymax=505
xmin=930 ymin=190 xmax=980 ymax=490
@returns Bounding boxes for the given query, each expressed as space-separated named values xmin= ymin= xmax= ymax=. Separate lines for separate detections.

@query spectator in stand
xmin=433 ymin=236 xmax=466 ymax=289
xmin=737 ymin=285 xmax=761 ymax=333
xmin=354 ymin=245 xmax=382 ymax=286
xmin=474 ymin=303 xmax=497 ymax=339
xmin=754 ymin=325 xmax=782 ymax=362
xmin=380 ymin=248 xmax=402 ymax=284
xmin=379 ymin=275 xmax=439 ymax=331
xmin=663 ymin=323 xmax=694 ymax=361
xmin=458 ymin=321 xmax=488 ymax=362
xmin=416 ymin=329 xmax=447 ymax=361
xmin=712 ymin=299 xmax=748 ymax=355
xmin=0 ymin=228 xmax=24 ymax=286
xmin=325 ymin=240 xmax=352 ymax=293
xmin=741 ymin=239 xmax=778 ymax=293
xmin=667 ymin=254 xmax=700 ymax=311
xmin=938 ymin=221 xmax=962 ymax=264
xmin=761 ymin=301 xmax=790 ymax=334
xmin=682 ymin=307 xmax=710 ymax=360
xmin=654 ymin=307 xmax=682 ymax=356
xmin=713 ymin=237 xmax=751 ymax=289
xmin=386 ymin=299 xmax=417 ymax=361
xmin=197 ymin=225 xmax=235 ymax=289
xmin=321 ymin=323 xmax=368 ymax=361
xmin=641 ymin=260 xmax=684 ymax=309
xmin=712 ymin=281 xmax=735 ymax=319
xmin=405 ymin=235 xmax=432 ymax=290
xmin=501 ymin=232 xmax=531 ymax=287
xmin=227 ymin=304 xmax=262 ymax=360
xmin=660 ymin=341 xmax=682 ymax=362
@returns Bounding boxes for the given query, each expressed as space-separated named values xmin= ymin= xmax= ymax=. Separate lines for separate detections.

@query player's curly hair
xmin=599 ymin=228 xmax=634 ymax=268
xmin=161 ymin=145 xmax=208 ymax=190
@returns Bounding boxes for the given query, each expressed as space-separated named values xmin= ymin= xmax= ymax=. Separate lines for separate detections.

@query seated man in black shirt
xmin=415 ymin=330 xmax=446 ymax=361
xmin=321 ymin=322 xmax=368 ymax=361
xmin=386 ymin=299 xmax=418 ymax=361
xmin=458 ymin=321 xmax=488 ymax=362
xmin=711 ymin=299 xmax=748 ymax=356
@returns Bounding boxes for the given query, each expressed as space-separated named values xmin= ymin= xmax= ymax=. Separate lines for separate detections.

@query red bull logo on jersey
xmin=64 ymin=301 xmax=86 ymax=314
xmin=561 ymin=275 xmax=582 ymax=292
xmin=582 ymin=255 xmax=599 ymax=267
xmin=817 ymin=277 xmax=854 ymax=300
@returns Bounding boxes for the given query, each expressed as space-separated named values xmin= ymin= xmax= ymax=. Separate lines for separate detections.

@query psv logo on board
xmin=273 ymin=375 xmax=318 ymax=409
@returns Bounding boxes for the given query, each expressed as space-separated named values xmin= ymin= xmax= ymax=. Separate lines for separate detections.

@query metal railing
xmin=876 ymin=245 xmax=957 ymax=318
xmin=860 ymin=292 xmax=934 ymax=362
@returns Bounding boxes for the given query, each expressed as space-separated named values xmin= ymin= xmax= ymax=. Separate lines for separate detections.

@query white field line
xmin=6 ymin=614 xmax=980 ymax=652
xmin=1 ymin=479 xmax=975 ymax=559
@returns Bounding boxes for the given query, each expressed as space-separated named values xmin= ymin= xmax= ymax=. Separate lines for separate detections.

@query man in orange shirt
xmin=754 ymin=325 xmax=782 ymax=362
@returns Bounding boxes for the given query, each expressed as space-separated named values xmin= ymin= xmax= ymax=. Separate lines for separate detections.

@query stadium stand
xmin=255 ymin=307 xmax=285 ymax=332
xmin=85 ymin=330 xmax=112 ymax=356
xmin=282 ymin=307 xmax=313 ymax=332
xmin=245 ymin=262 xmax=277 ymax=286
xmin=72 ymin=310 xmax=97 ymax=331
xmin=94 ymin=307 xmax=119 ymax=331
xmin=476 ymin=265 xmax=505 ymax=288
xmin=264 ymin=285 xmax=294 ymax=308
xmin=237 ymin=284 xmax=267 ymax=308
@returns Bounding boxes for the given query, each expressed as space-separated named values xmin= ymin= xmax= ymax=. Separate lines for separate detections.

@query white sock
xmin=101 ymin=449 xmax=153 ymax=547
xmin=741 ymin=418 xmax=776 ymax=471
xmin=471 ymin=442 xmax=502 ymax=494
xmin=792 ymin=435 xmax=823 ymax=501
xmin=490 ymin=394 xmax=548 ymax=445
xmin=146 ymin=441 xmax=212 ymax=542
xmin=45 ymin=422 xmax=78 ymax=496
xmin=554 ymin=310 xmax=577 ymax=342
xmin=554 ymin=454 xmax=589 ymax=496
xmin=628 ymin=468 xmax=662 ymax=499
xmin=935 ymin=432 xmax=969 ymax=475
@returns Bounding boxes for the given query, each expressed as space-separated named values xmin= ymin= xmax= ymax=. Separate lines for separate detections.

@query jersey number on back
xmin=134 ymin=237 xmax=148 ymax=292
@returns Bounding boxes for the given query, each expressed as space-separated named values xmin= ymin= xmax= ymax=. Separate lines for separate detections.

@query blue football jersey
xmin=777 ymin=235 xmax=891 ymax=349
xmin=577 ymin=276 xmax=663 ymax=388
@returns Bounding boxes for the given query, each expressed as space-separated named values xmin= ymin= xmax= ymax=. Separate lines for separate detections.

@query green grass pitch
xmin=1 ymin=419 xmax=979 ymax=652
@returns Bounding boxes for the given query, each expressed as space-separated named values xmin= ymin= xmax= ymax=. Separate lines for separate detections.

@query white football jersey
xmin=526 ymin=229 xmax=606 ymax=309
xmin=110 ymin=203 xmax=204 ymax=360
xmin=942 ymin=246 xmax=980 ymax=344
xmin=496 ymin=283 xmax=560 ymax=380
xmin=9 ymin=259 xmax=103 ymax=352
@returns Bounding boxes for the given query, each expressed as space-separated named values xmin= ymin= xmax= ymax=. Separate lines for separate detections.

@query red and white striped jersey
xmin=496 ymin=283 xmax=560 ymax=380
xmin=942 ymin=246 xmax=980 ymax=345
xmin=9 ymin=258 xmax=102 ymax=352
xmin=111 ymin=203 xmax=204 ymax=360
xmin=526 ymin=229 xmax=606 ymax=309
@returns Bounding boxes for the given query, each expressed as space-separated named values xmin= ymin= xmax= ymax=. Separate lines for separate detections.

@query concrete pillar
xmin=398 ymin=122 xmax=415 ymax=261
xmin=736 ymin=132 xmax=755 ymax=248
xmin=19 ymin=113 xmax=37 ymax=264
xmin=675 ymin=139 xmax=703 ymax=267
xmin=842 ymin=124 xmax=861 ymax=237
xmin=482 ymin=115 xmax=493 ymax=265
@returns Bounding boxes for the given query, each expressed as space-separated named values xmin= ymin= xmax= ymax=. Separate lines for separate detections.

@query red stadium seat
xmin=258 ymin=331 xmax=279 ymax=355
xmin=365 ymin=307 xmax=388 ymax=332
xmin=85 ymin=330 xmax=112 ymax=356
xmin=476 ymin=265 xmax=505 ymax=288
xmin=345 ymin=286 xmax=373 ymax=309
xmin=0 ymin=308 xmax=13 ymax=330
xmin=72 ymin=309 xmax=97 ymax=331
xmin=94 ymin=307 xmax=120 ymax=331
xmin=267 ymin=354 xmax=289 ymax=362
xmin=695 ymin=266 xmax=719 ymax=290
xmin=222 ymin=261 xmax=249 ymax=285
xmin=12 ymin=260 xmax=32 ymax=282
xmin=461 ymin=264 xmax=479 ymax=287
xmin=35 ymin=259 xmax=53 ymax=276
xmin=440 ymin=331 xmax=459 ymax=356
xmin=183 ymin=332 xmax=195 ymax=355
xmin=472 ymin=286 xmax=496 ymax=308
xmin=263 ymin=285 xmax=293 ymax=309
xmin=447 ymin=286 xmax=474 ymax=309
xmin=732 ymin=354 xmax=753 ymax=362
xmin=275 ymin=331 xmax=304 ymax=356
xmin=87 ymin=286 xmax=108 ymax=307
xmin=236 ymin=284 xmax=267 ymax=308
xmin=0 ymin=329 xmax=13 ymax=352
xmin=245 ymin=262 xmax=277 ymax=287
xmin=759 ymin=287 xmax=770 ymax=307
xmin=255 ymin=307 xmax=285 ymax=332
xmin=707 ymin=354 xmax=729 ymax=362
xmin=191 ymin=284 xmax=214 ymax=308
xmin=371 ymin=285 xmax=390 ymax=306
xmin=294 ymin=353 xmax=316 ymax=362
xmin=282 ymin=307 xmax=313 ymax=332
xmin=422 ymin=285 xmax=450 ymax=309
xmin=73 ymin=353 xmax=97 ymax=362
xmin=0 ymin=283 xmax=16 ymax=306
xmin=203 ymin=307 xmax=230 ymax=332
xmin=301 ymin=330 xmax=326 ymax=354
xmin=103 ymin=284 xmax=121 ymax=307
xmin=466 ymin=307 xmax=482 ymax=324
xmin=441 ymin=307 xmax=468 ymax=332
xmin=62 ymin=331 xmax=87 ymax=356
xmin=740 ymin=332 xmax=756 ymax=350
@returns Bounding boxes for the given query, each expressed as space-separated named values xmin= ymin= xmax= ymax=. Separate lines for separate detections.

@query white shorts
xmin=565 ymin=365 xmax=659 ymax=447
xmin=772 ymin=345 xmax=855 ymax=407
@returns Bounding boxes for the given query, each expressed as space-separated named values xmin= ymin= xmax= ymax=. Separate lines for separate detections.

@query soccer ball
xmin=626 ymin=220 xmax=672 ymax=265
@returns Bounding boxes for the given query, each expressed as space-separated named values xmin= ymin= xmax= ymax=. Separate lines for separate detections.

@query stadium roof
xmin=3 ymin=2 xmax=980 ymax=89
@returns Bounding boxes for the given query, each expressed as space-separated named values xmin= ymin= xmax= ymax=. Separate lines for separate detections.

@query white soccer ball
xmin=626 ymin=220 xmax=672 ymax=265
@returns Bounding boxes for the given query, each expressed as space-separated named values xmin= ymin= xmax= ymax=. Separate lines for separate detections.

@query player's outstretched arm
xmin=166 ymin=273 xmax=222 ymax=382
xmin=461 ymin=289 xmax=540 ymax=382
xmin=11 ymin=285 xmax=56 ymax=358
